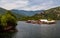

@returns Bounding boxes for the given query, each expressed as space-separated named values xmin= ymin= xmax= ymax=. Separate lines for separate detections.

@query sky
xmin=0 ymin=0 xmax=60 ymax=11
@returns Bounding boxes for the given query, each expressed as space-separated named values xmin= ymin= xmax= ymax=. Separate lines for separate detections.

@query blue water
xmin=0 ymin=21 xmax=60 ymax=38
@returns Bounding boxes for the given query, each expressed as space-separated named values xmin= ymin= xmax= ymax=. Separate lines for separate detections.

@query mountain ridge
xmin=11 ymin=9 xmax=44 ymax=16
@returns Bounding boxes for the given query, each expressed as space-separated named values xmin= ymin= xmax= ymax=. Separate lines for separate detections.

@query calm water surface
xmin=0 ymin=21 xmax=60 ymax=38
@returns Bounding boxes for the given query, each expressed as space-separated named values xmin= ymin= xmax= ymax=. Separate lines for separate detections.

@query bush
xmin=0 ymin=11 xmax=17 ymax=28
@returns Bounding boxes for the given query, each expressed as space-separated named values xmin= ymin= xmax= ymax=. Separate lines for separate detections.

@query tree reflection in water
xmin=0 ymin=32 xmax=17 ymax=38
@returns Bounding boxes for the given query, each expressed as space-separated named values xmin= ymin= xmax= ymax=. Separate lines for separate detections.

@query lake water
xmin=0 ymin=21 xmax=60 ymax=38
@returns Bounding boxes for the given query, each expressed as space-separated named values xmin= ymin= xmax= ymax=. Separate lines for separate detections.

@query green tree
xmin=1 ymin=11 xmax=17 ymax=27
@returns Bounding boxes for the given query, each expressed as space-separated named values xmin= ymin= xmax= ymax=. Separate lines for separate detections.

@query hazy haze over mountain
xmin=11 ymin=9 xmax=44 ymax=16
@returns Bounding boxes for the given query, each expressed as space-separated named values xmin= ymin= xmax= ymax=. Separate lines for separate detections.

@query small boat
xmin=39 ymin=19 xmax=55 ymax=24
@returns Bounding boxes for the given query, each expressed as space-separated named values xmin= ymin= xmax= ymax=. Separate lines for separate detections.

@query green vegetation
xmin=0 ymin=11 xmax=17 ymax=31
xmin=0 ymin=6 xmax=60 ymax=22
xmin=18 ymin=6 xmax=60 ymax=20
xmin=0 ymin=6 xmax=60 ymax=21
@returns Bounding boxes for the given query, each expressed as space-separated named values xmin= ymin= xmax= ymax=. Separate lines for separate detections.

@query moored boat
xmin=39 ymin=19 xmax=55 ymax=24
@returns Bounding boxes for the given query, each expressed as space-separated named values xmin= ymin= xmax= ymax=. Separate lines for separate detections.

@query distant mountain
xmin=0 ymin=7 xmax=24 ymax=18
xmin=32 ymin=6 xmax=60 ymax=20
xmin=0 ymin=6 xmax=60 ymax=20
xmin=0 ymin=7 xmax=44 ymax=17
xmin=11 ymin=9 xmax=44 ymax=16
xmin=0 ymin=8 xmax=7 ymax=14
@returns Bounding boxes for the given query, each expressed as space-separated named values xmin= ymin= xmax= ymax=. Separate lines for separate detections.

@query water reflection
xmin=14 ymin=21 xmax=56 ymax=38
xmin=0 ymin=32 xmax=16 ymax=38
xmin=40 ymin=24 xmax=56 ymax=38
xmin=55 ymin=21 xmax=60 ymax=38
xmin=0 ymin=21 xmax=60 ymax=38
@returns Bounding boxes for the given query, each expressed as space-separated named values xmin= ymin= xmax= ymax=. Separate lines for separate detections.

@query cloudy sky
xmin=0 ymin=0 xmax=60 ymax=11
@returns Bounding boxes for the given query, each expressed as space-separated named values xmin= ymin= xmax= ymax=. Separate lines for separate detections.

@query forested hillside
xmin=30 ymin=6 xmax=60 ymax=20
xmin=0 ymin=6 xmax=60 ymax=21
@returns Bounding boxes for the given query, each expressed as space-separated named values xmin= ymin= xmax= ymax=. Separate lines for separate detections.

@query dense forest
xmin=0 ymin=11 xmax=17 ymax=31
xmin=18 ymin=6 xmax=60 ymax=20
xmin=0 ymin=6 xmax=60 ymax=21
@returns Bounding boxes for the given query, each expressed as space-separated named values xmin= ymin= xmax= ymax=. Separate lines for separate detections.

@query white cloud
xmin=0 ymin=0 xmax=60 ymax=11
xmin=19 ymin=1 xmax=55 ymax=11
xmin=0 ymin=0 xmax=29 ymax=10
